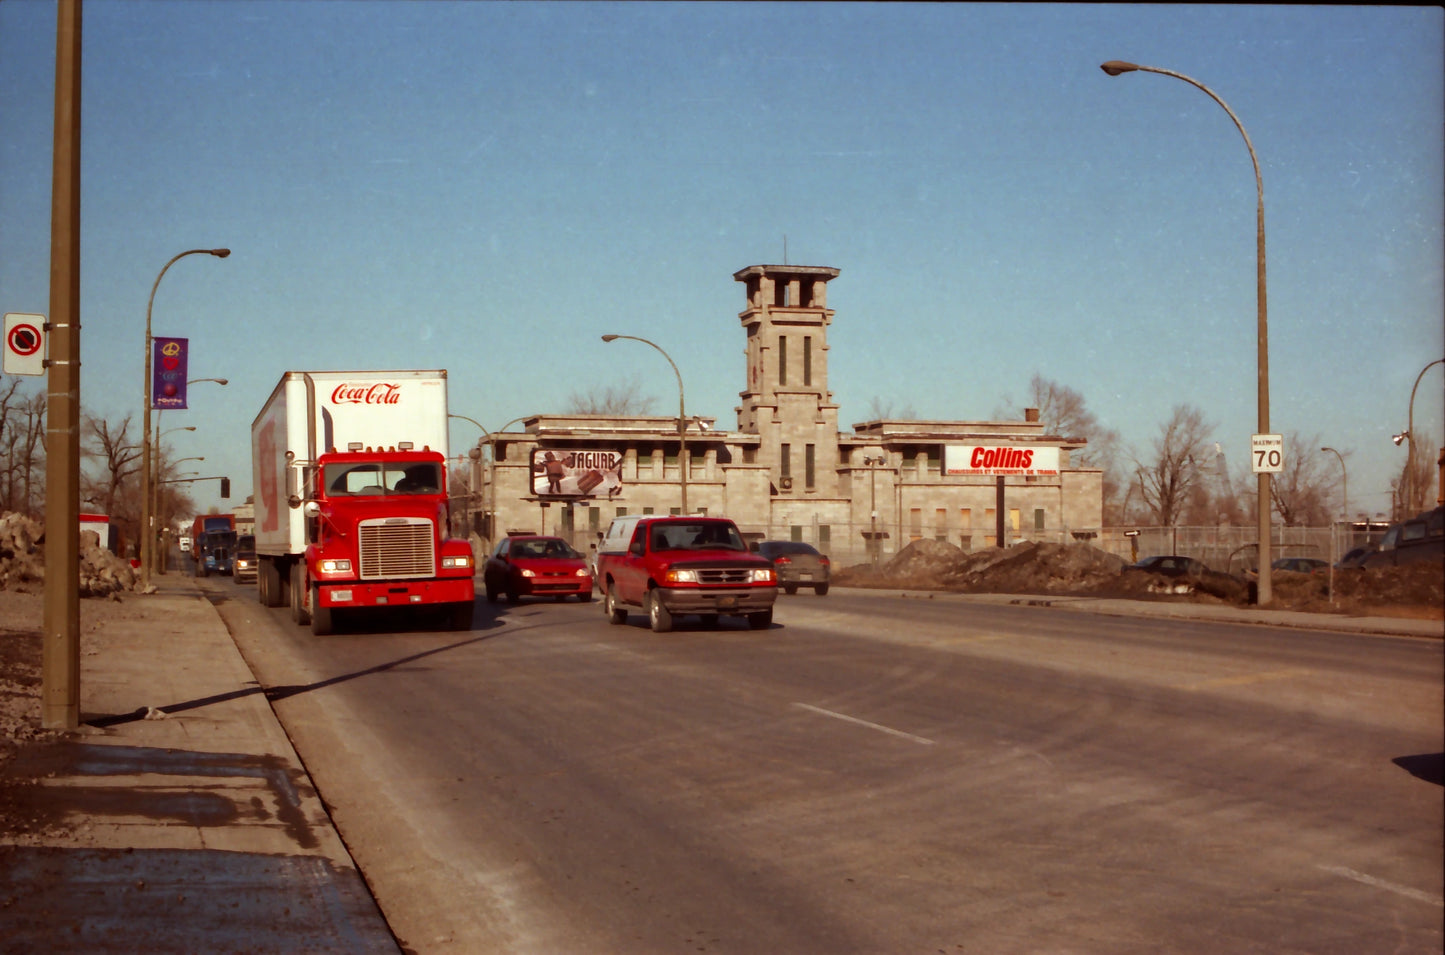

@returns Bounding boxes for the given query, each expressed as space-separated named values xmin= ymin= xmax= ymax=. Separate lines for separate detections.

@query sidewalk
xmin=0 ymin=575 xmax=399 ymax=954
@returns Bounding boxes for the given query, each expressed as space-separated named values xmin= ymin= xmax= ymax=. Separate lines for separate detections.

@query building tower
xmin=733 ymin=264 xmax=842 ymax=497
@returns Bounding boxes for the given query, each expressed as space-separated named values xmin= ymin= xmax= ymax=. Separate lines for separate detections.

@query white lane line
xmin=1318 ymin=864 xmax=1444 ymax=908
xmin=792 ymin=703 xmax=935 ymax=746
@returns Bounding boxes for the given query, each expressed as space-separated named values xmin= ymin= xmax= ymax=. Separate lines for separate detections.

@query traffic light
xmin=220 ymin=477 xmax=230 ymax=499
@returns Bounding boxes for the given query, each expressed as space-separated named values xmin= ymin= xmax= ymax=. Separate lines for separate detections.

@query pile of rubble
xmin=0 ymin=512 xmax=137 ymax=598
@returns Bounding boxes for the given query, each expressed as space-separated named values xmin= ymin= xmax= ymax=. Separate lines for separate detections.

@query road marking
xmin=792 ymin=703 xmax=935 ymax=746
xmin=1177 ymin=668 xmax=1314 ymax=691
xmin=1318 ymin=865 xmax=1444 ymax=908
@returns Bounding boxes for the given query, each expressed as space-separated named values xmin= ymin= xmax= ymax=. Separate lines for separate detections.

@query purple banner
xmin=152 ymin=337 xmax=188 ymax=410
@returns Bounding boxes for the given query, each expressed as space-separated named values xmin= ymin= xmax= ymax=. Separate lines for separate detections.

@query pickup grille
xmin=693 ymin=566 xmax=756 ymax=585
xmin=358 ymin=519 xmax=435 ymax=579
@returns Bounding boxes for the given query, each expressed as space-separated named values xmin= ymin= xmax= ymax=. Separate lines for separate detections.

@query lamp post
xmin=863 ymin=454 xmax=885 ymax=567
xmin=151 ymin=377 xmax=226 ymax=576
xmin=1320 ymin=447 xmax=1347 ymax=523
xmin=1397 ymin=358 xmax=1444 ymax=516
xmin=141 ymin=248 xmax=229 ymax=590
xmin=450 ymin=413 xmax=531 ymax=541
xmin=1101 ymin=60 xmax=1274 ymax=604
xmin=602 ymin=334 xmax=687 ymax=513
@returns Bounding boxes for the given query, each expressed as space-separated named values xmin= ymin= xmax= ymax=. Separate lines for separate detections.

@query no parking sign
xmin=3 ymin=313 xmax=46 ymax=376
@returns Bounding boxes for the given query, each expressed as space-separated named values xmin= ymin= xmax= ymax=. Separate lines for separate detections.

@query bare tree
xmin=1268 ymin=431 xmax=1337 ymax=526
xmin=1395 ymin=430 xmax=1440 ymax=517
xmin=865 ymin=395 xmax=918 ymax=420
xmin=1134 ymin=404 xmax=1214 ymax=527
xmin=566 ymin=377 xmax=656 ymax=416
xmin=1 ymin=380 xmax=47 ymax=517
xmin=1007 ymin=374 xmax=1125 ymax=521
xmin=81 ymin=413 xmax=143 ymax=540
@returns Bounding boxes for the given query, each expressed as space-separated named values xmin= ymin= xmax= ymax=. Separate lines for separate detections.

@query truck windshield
xmin=325 ymin=462 xmax=441 ymax=496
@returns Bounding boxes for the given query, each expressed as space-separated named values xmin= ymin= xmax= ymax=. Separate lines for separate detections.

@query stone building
xmin=467 ymin=264 xmax=1102 ymax=563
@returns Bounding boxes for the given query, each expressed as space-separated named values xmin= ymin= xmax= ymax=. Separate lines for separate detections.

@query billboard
xmin=531 ymin=448 xmax=624 ymax=499
xmin=944 ymin=445 xmax=1060 ymax=477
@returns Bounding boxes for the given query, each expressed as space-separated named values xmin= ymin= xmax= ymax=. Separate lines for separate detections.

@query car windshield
xmin=511 ymin=539 xmax=579 ymax=559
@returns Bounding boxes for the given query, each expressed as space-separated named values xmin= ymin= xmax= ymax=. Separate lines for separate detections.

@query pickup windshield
xmin=648 ymin=521 xmax=746 ymax=552
xmin=325 ymin=462 xmax=440 ymax=496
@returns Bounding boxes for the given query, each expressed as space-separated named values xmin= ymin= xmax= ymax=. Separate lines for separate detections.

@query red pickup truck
xmin=596 ymin=515 xmax=778 ymax=632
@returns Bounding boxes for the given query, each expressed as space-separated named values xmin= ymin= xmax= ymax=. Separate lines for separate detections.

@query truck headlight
xmin=664 ymin=568 xmax=700 ymax=584
xmin=442 ymin=555 xmax=473 ymax=569
xmin=750 ymin=568 xmax=776 ymax=583
xmin=319 ymin=559 xmax=352 ymax=574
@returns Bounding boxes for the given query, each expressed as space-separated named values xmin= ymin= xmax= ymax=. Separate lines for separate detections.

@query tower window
xmin=803 ymin=336 xmax=812 ymax=386
xmin=805 ymin=443 xmax=816 ymax=489
xmin=778 ymin=336 xmax=788 ymax=386
xmin=780 ymin=443 xmax=791 ymax=478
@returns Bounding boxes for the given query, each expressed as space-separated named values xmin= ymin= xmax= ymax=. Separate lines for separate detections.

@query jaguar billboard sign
xmin=531 ymin=448 xmax=624 ymax=499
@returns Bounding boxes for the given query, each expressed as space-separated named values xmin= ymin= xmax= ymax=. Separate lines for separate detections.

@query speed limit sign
xmin=1251 ymin=434 xmax=1284 ymax=473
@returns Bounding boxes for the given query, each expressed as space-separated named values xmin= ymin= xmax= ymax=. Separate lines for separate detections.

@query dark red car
xmin=484 ymin=535 xmax=594 ymax=603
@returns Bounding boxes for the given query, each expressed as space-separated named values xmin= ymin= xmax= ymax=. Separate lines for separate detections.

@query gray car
xmin=753 ymin=541 xmax=831 ymax=596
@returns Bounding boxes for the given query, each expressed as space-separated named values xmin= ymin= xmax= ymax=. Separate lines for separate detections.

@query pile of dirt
xmin=836 ymin=539 xmax=1443 ymax=619
xmin=0 ymin=512 xmax=137 ymax=598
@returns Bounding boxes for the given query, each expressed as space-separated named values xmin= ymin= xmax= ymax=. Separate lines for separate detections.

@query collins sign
xmin=944 ymin=445 xmax=1060 ymax=477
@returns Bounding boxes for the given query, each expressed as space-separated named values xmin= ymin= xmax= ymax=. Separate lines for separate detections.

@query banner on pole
xmin=152 ymin=337 xmax=189 ymax=409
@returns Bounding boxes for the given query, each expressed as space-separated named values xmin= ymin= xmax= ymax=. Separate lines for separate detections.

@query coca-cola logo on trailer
xmin=330 ymin=383 xmax=402 ymax=405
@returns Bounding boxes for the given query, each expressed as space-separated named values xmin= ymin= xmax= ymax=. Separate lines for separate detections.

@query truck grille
xmin=358 ymin=519 xmax=435 ymax=579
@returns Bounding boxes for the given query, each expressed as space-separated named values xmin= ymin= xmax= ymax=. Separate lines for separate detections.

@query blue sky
xmin=2 ymin=2 xmax=1441 ymax=519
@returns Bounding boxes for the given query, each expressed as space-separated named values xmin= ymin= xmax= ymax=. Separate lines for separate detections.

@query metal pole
xmin=42 ymin=0 xmax=82 ymax=730
xmin=140 ymin=249 xmax=228 ymax=590
xmin=1101 ymin=60 xmax=1273 ymax=604
xmin=1403 ymin=358 xmax=1444 ymax=515
xmin=602 ymin=335 xmax=686 ymax=513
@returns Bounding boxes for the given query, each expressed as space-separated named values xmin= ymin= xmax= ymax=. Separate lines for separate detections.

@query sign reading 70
xmin=1251 ymin=434 xmax=1284 ymax=473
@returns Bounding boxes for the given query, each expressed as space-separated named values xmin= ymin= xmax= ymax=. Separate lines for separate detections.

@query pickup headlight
xmin=442 ymin=555 xmax=473 ymax=569
xmin=319 ymin=559 xmax=352 ymax=574
xmin=751 ymin=567 xmax=776 ymax=584
xmin=664 ymin=568 xmax=700 ymax=584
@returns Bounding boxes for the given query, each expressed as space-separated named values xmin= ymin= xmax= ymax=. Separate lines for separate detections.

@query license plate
xmin=799 ymin=574 xmax=812 ymax=580
xmin=717 ymin=596 xmax=738 ymax=609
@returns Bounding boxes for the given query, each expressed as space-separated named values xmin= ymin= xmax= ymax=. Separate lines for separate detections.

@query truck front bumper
xmin=318 ymin=578 xmax=475 ymax=608
xmin=656 ymin=586 xmax=777 ymax=614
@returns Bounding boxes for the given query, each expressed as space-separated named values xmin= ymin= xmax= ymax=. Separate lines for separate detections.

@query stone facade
xmin=467 ymin=265 xmax=1103 ymax=564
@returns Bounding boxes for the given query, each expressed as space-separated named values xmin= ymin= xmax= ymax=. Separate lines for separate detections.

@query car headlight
xmin=574 ymin=567 xmax=591 ymax=577
xmin=319 ymin=559 xmax=351 ymax=574
xmin=664 ymin=568 xmax=700 ymax=584
xmin=751 ymin=568 xmax=776 ymax=583
xmin=442 ymin=555 xmax=472 ymax=569
xmin=520 ymin=568 xmax=537 ymax=578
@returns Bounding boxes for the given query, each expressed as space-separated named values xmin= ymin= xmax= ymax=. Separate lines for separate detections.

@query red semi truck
xmin=251 ymin=370 xmax=475 ymax=634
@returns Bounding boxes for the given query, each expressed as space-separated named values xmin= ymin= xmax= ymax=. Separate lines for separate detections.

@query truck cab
xmin=280 ymin=446 xmax=475 ymax=634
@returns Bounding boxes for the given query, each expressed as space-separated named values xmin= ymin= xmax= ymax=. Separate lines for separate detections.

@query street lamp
xmin=1397 ymin=357 xmax=1444 ymax=516
xmin=1320 ymin=447 xmax=1347 ymax=522
xmin=140 ymin=248 xmax=229 ymax=590
xmin=1101 ymin=60 xmax=1274 ymax=605
xmin=863 ymin=454 xmax=885 ymax=567
xmin=450 ymin=413 xmax=531 ymax=541
xmin=602 ymin=334 xmax=687 ymax=513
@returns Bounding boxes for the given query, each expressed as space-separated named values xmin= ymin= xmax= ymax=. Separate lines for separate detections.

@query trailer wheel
xmin=290 ymin=563 xmax=311 ymax=626
xmin=259 ymin=559 xmax=283 ymax=607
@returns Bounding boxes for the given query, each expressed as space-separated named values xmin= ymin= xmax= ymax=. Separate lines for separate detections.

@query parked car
xmin=1125 ymin=555 xmax=1207 ymax=578
xmin=232 ymin=534 xmax=257 ymax=583
xmin=1334 ymin=545 xmax=1377 ymax=570
xmin=1272 ymin=556 xmax=1329 ymax=575
xmin=1362 ymin=506 xmax=1445 ymax=569
xmin=485 ymin=535 xmax=593 ymax=603
xmin=752 ymin=540 xmax=831 ymax=595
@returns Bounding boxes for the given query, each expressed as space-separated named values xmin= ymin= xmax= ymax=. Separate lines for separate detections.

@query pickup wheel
xmin=783 ymin=585 xmax=798 ymax=595
xmin=485 ymin=580 xmax=499 ymax=603
xmin=604 ymin=587 xmax=628 ymax=625
xmin=747 ymin=609 xmax=773 ymax=630
xmin=647 ymin=590 xmax=674 ymax=633
xmin=814 ymin=583 xmax=829 ymax=596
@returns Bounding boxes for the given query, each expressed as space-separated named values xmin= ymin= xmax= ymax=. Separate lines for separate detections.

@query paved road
xmin=209 ymin=581 xmax=1444 ymax=954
